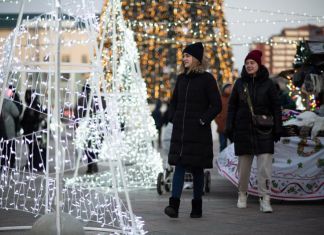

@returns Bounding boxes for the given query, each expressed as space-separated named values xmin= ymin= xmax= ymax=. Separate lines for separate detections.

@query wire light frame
xmin=0 ymin=0 xmax=153 ymax=233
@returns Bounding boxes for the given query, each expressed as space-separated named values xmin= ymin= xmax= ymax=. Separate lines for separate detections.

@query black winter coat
xmin=168 ymin=71 xmax=222 ymax=168
xmin=21 ymin=102 xmax=42 ymax=135
xmin=226 ymin=65 xmax=282 ymax=156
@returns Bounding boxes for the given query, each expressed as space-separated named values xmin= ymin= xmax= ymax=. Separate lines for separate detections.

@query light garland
xmin=132 ymin=31 xmax=300 ymax=46
xmin=0 ymin=0 xmax=31 ymax=3
xmin=0 ymin=0 xmax=146 ymax=232
xmin=117 ymin=0 xmax=234 ymax=99
xmin=120 ymin=0 xmax=323 ymax=18
xmin=70 ymin=0 xmax=164 ymax=189
xmin=3 ymin=15 xmax=322 ymax=25
xmin=124 ymin=17 xmax=323 ymax=30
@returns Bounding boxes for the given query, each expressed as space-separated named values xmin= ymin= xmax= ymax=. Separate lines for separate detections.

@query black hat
xmin=183 ymin=42 xmax=204 ymax=63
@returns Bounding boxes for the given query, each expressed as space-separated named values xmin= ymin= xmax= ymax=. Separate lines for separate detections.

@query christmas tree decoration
xmin=0 ymin=0 xmax=145 ymax=233
xmin=107 ymin=0 xmax=234 ymax=100
xmin=68 ymin=0 xmax=163 ymax=189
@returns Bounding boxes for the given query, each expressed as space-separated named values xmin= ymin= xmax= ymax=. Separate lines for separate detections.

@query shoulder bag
xmin=243 ymin=84 xmax=274 ymax=134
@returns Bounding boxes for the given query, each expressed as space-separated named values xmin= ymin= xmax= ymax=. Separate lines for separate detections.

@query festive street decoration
xmin=104 ymin=0 xmax=234 ymax=100
xmin=68 ymin=0 xmax=163 ymax=189
xmin=0 ymin=0 xmax=145 ymax=233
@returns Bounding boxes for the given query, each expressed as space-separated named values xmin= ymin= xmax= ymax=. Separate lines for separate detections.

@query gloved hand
xmin=274 ymin=132 xmax=281 ymax=143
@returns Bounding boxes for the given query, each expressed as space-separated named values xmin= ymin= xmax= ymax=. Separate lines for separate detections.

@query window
xmin=62 ymin=55 xmax=70 ymax=63
xmin=81 ymin=54 xmax=88 ymax=63
xmin=61 ymin=73 xmax=70 ymax=80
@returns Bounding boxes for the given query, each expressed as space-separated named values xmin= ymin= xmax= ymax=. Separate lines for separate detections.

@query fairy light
xmin=123 ymin=17 xmax=322 ymax=30
xmin=309 ymin=94 xmax=317 ymax=111
xmin=69 ymin=0 xmax=164 ymax=189
xmin=121 ymin=0 xmax=324 ymax=19
xmin=113 ymin=0 xmax=234 ymax=100
xmin=0 ymin=0 xmax=147 ymax=233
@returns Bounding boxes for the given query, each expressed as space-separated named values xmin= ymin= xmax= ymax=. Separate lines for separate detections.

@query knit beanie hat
xmin=183 ymin=42 xmax=204 ymax=63
xmin=244 ymin=50 xmax=262 ymax=66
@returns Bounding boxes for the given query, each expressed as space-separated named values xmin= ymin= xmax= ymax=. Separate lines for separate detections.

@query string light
xmin=2 ymin=15 xmax=322 ymax=26
xmin=119 ymin=0 xmax=324 ymax=19
xmin=72 ymin=0 xmax=164 ymax=189
xmin=117 ymin=0 xmax=234 ymax=100
xmin=0 ymin=0 xmax=148 ymax=233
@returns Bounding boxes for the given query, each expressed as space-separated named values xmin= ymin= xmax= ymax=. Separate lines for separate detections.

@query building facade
xmin=251 ymin=24 xmax=324 ymax=75
xmin=0 ymin=14 xmax=91 ymax=110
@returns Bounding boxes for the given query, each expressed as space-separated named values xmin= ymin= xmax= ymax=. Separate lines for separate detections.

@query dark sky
xmin=1 ymin=0 xmax=323 ymax=69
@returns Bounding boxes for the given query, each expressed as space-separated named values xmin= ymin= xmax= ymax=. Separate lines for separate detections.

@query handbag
xmin=243 ymin=84 xmax=274 ymax=134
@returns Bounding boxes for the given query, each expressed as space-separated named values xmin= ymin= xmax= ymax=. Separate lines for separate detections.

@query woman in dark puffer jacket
xmin=164 ymin=42 xmax=222 ymax=218
xmin=226 ymin=50 xmax=282 ymax=213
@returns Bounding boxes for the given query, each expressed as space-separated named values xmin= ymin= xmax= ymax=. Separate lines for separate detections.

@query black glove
xmin=274 ymin=132 xmax=281 ymax=143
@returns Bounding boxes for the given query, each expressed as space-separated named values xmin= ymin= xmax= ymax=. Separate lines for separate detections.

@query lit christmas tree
xmin=70 ymin=0 xmax=163 ymax=189
xmin=115 ymin=0 xmax=234 ymax=100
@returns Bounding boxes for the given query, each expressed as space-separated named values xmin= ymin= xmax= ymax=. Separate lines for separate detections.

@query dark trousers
xmin=25 ymin=134 xmax=44 ymax=171
xmin=171 ymin=164 xmax=204 ymax=200
xmin=1 ymin=139 xmax=16 ymax=169
xmin=85 ymin=148 xmax=96 ymax=164
xmin=85 ymin=138 xmax=98 ymax=164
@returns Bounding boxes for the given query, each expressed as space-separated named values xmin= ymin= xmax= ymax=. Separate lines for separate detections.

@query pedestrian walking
xmin=164 ymin=42 xmax=222 ymax=218
xmin=21 ymin=89 xmax=45 ymax=172
xmin=215 ymin=83 xmax=233 ymax=152
xmin=74 ymin=83 xmax=106 ymax=174
xmin=9 ymin=85 xmax=23 ymax=133
xmin=0 ymin=88 xmax=20 ymax=170
xmin=152 ymin=99 xmax=163 ymax=148
xmin=225 ymin=50 xmax=282 ymax=213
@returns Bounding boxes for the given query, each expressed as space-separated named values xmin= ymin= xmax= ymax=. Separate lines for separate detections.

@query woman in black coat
xmin=164 ymin=42 xmax=221 ymax=218
xmin=226 ymin=50 xmax=282 ymax=213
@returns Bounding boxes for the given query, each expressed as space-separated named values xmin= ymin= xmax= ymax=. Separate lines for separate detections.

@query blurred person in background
xmin=215 ymin=83 xmax=233 ymax=152
xmin=0 ymin=88 xmax=20 ymax=170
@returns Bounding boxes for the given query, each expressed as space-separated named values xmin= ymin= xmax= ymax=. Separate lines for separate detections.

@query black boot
xmin=164 ymin=197 xmax=180 ymax=218
xmin=86 ymin=164 xmax=93 ymax=174
xmin=190 ymin=199 xmax=202 ymax=218
xmin=92 ymin=163 xmax=99 ymax=173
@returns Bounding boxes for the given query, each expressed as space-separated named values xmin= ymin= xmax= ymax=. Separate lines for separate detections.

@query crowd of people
xmin=0 ymin=87 xmax=46 ymax=172
xmin=0 ymin=82 xmax=104 ymax=174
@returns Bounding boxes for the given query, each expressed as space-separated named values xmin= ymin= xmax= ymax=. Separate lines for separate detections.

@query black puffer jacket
xmin=168 ymin=71 xmax=222 ymax=168
xmin=226 ymin=65 xmax=282 ymax=156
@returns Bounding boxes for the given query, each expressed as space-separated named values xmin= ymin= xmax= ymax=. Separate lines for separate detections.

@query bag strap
xmin=243 ymin=83 xmax=255 ymax=116
xmin=244 ymin=84 xmax=273 ymax=135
